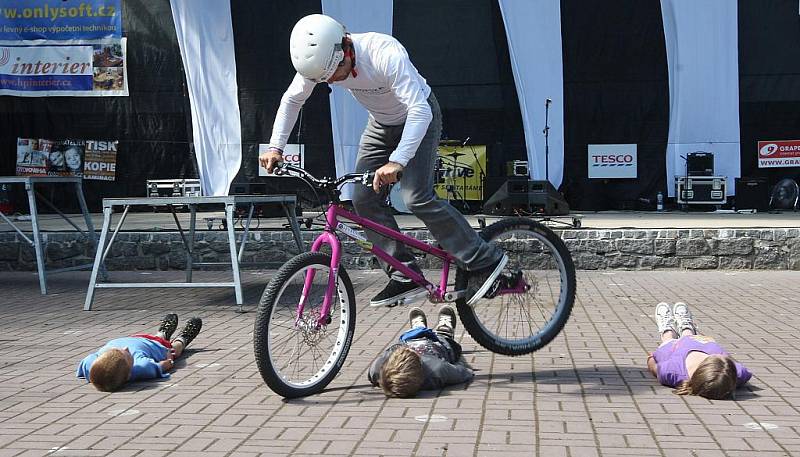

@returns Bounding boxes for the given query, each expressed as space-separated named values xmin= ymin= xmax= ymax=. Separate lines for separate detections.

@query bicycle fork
xmin=296 ymin=230 xmax=341 ymax=329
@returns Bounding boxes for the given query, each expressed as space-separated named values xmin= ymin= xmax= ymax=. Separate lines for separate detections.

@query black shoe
xmin=370 ymin=280 xmax=426 ymax=307
xmin=173 ymin=317 xmax=202 ymax=347
xmin=408 ymin=307 xmax=428 ymax=329
xmin=158 ymin=313 xmax=178 ymax=340
xmin=435 ymin=305 xmax=457 ymax=339
xmin=466 ymin=254 xmax=510 ymax=305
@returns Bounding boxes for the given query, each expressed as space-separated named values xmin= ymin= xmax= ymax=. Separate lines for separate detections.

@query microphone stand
xmin=543 ymin=98 xmax=551 ymax=183
xmin=464 ymin=136 xmax=486 ymax=201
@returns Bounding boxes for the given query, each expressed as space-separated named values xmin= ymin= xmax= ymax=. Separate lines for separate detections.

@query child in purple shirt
xmin=647 ymin=302 xmax=752 ymax=400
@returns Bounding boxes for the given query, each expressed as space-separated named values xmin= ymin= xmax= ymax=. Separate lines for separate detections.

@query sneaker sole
xmin=466 ymin=255 xmax=509 ymax=306
xmin=672 ymin=302 xmax=696 ymax=333
xmin=369 ymin=287 xmax=427 ymax=307
xmin=654 ymin=302 xmax=676 ymax=334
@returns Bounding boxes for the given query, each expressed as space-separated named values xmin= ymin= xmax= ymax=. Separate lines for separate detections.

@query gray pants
xmin=352 ymin=93 xmax=502 ymax=281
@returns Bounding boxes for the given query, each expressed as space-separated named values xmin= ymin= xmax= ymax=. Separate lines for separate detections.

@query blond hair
xmin=380 ymin=347 xmax=424 ymax=398
xmin=89 ymin=349 xmax=131 ymax=392
xmin=674 ymin=355 xmax=737 ymax=400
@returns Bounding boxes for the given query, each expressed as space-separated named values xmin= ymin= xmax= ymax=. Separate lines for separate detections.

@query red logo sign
xmin=757 ymin=140 xmax=800 ymax=168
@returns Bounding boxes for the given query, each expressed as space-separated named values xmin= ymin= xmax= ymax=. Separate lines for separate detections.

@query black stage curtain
xmin=230 ymin=0 xmax=330 ymax=208
xmin=738 ymin=0 xmax=800 ymax=186
xmin=2 ymin=0 xmax=800 ymax=214
xmin=0 ymin=0 xmax=193 ymax=213
xmin=560 ymin=0 xmax=670 ymax=210
xmin=394 ymin=0 xmax=526 ymax=180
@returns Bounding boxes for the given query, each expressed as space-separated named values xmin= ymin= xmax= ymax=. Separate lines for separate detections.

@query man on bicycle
xmin=260 ymin=14 xmax=512 ymax=307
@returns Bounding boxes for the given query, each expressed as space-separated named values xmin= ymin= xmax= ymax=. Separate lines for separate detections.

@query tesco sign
xmin=258 ymin=143 xmax=304 ymax=177
xmin=588 ymin=144 xmax=638 ymax=179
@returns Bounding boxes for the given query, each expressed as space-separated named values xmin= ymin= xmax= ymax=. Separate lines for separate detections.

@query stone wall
xmin=1 ymin=227 xmax=799 ymax=271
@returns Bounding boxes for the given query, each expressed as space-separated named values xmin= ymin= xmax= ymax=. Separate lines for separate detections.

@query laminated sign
xmin=757 ymin=140 xmax=800 ymax=168
xmin=0 ymin=0 xmax=128 ymax=96
xmin=16 ymin=138 xmax=117 ymax=180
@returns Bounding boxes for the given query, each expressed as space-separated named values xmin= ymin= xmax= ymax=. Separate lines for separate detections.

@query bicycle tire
xmin=254 ymin=252 xmax=356 ymax=398
xmin=455 ymin=217 xmax=576 ymax=355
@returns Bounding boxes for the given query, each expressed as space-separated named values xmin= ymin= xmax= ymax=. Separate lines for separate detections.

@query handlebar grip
xmin=361 ymin=170 xmax=403 ymax=187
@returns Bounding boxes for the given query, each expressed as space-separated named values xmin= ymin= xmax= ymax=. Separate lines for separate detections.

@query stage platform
xmin=1 ymin=208 xmax=799 ymax=232
xmin=1 ymin=209 xmax=799 ymax=272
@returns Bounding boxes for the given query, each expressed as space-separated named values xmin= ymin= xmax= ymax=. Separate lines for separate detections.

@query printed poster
xmin=433 ymin=144 xmax=487 ymax=201
xmin=16 ymin=137 xmax=117 ymax=180
xmin=83 ymin=139 xmax=117 ymax=180
xmin=0 ymin=0 xmax=127 ymax=96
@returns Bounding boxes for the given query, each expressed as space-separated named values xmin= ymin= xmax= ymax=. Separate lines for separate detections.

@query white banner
xmin=661 ymin=0 xmax=740 ymax=196
xmin=322 ymin=0 xmax=393 ymax=201
xmin=0 ymin=39 xmax=129 ymax=96
xmin=170 ymin=0 xmax=241 ymax=196
xmin=588 ymin=144 xmax=637 ymax=179
xmin=498 ymin=0 xmax=564 ymax=188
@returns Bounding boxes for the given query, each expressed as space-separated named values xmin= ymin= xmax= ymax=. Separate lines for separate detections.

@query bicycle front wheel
xmin=455 ymin=218 xmax=576 ymax=356
xmin=254 ymin=252 xmax=356 ymax=398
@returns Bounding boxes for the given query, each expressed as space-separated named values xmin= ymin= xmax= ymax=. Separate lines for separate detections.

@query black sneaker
xmin=157 ymin=313 xmax=178 ymax=340
xmin=408 ymin=307 xmax=428 ymax=329
xmin=370 ymin=279 xmax=426 ymax=307
xmin=173 ymin=317 xmax=202 ymax=347
xmin=466 ymin=254 xmax=510 ymax=306
xmin=435 ymin=305 xmax=457 ymax=340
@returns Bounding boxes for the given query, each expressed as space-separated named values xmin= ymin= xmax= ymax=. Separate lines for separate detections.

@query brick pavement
xmin=0 ymin=269 xmax=798 ymax=456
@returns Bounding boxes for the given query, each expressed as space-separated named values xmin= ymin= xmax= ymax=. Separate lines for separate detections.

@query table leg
xmin=237 ymin=203 xmax=255 ymax=263
xmin=283 ymin=202 xmax=304 ymax=253
xmin=26 ymin=182 xmax=47 ymax=294
xmin=187 ymin=204 xmax=196 ymax=283
xmin=225 ymin=202 xmax=244 ymax=311
xmin=76 ymin=181 xmax=106 ymax=280
xmin=84 ymin=205 xmax=113 ymax=311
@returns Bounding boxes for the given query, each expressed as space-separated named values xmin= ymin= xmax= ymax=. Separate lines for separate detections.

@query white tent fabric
xmin=498 ymin=0 xmax=564 ymax=188
xmin=322 ymin=0 xmax=393 ymax=201
xmin=170 ymin=0 xmax=242 ymax=196
xmin=661 ymin=0 xmax=741 ymax=197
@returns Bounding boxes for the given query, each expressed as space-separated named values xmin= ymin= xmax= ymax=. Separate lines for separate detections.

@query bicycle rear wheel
xmin=254 ymin=252 xmax=356 ymax=398
xmin=455 ymin=218 xmax=575 ymax=355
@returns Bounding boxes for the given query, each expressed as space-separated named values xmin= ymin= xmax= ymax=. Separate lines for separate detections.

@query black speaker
xmin=687 ymin=152 xmax=714 ymax=176
xmin=734 ymin=177 xmax=769 ymax=211
xmin=483 ymin=178 xmax=570 ymax=216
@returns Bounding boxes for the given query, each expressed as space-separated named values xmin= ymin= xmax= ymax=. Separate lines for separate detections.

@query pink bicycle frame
xmin=299 ymin=204 xmax=458 ymax=326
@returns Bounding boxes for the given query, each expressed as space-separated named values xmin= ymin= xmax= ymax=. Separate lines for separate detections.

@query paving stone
xmin=0 ymin=270 xmax=798 ymax=456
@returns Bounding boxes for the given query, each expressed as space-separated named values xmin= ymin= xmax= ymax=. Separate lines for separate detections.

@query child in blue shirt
xmin=77 ymin=314 xmax=202 ymax=391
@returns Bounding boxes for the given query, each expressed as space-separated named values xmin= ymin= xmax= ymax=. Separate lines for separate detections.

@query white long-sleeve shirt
xmin=268 ymin=32 xmax=433 ymax=166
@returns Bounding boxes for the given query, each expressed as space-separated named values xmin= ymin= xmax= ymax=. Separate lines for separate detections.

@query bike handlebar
xmin=275 ymin=163 xmax=401 ymax=190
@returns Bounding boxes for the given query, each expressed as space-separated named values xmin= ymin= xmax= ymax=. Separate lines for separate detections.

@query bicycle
xmin=254 ymin=164 xmax=576 ymax=398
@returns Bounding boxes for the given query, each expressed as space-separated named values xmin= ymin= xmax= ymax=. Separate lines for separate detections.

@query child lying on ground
xmin=77 ymin=314 xmax=202 ymax=392
xmin=647 ymin=302 xmax=751 ymax=399
xmin=368 ymin=305 xmax=473 ymax=398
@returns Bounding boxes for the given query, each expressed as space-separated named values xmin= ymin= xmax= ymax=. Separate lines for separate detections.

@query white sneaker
xmin=654 ymin=302 xmax=677 ymax=335
xmin=673 ymin=302 xmax=697 ymax=334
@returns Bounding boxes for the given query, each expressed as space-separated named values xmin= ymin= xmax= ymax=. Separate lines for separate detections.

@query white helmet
xmin=290 ymin=14 xmax=346 ymax=83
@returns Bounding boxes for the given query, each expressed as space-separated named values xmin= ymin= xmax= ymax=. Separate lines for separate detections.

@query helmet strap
xmin=345 ymin=46 xmax=358 ymax=78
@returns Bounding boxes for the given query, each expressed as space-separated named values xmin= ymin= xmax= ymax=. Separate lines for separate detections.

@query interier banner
xmin=0 ymin=0 xmax=128 ymax=96
xmin=433 ymin=145 xmax=487 ymax=201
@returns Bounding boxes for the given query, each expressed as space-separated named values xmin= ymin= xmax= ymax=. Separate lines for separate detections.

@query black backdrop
xmin=1 ymin=0 xmax=799 ymax=212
